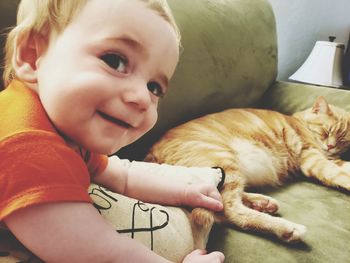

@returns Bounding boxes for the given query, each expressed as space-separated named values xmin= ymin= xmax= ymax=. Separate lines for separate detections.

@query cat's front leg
xmin=300 ymin=149 xmax=350 ymax=190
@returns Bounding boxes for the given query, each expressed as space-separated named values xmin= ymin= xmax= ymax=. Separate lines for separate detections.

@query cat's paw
xmin=279 ymin=223 xmax=307 ymax=243
xmin=242 ymin=193 xmax=279 ymax=214
xmin=333 ymin=172 xmax=350 ymax=191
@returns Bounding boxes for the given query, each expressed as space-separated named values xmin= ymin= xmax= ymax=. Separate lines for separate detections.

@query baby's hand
xmin=182 ymin=249 xmax=225 ymax=263
xmin=182 ymin=183 xmax=223 ymax=212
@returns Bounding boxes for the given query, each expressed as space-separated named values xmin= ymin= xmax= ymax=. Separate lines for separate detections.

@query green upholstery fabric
xmin=1 ymin=1 xmax=349 ymax=263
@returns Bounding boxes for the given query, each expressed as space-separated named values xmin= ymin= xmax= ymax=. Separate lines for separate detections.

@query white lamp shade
xmin=289 ymin=41 xmax=345 ymax=88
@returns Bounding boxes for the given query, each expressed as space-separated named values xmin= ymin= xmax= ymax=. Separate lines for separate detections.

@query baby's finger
xmin=191 ymin=249 xmax=207 ymax=256
xmin=207 ymin=251 xmax=225 ymax=262
xmin=200 ymin=194 xmax=223 ymax=211
xmin=207 ymin=188 xmax=222 ymax=202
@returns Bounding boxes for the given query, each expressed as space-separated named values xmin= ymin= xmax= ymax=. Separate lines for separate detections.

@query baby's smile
xmin=97 ymin=110 xmax=132 ymax=129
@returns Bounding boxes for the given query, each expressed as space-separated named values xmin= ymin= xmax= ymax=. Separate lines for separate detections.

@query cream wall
xmin=268 ymin=0 xmax=350 ymax=81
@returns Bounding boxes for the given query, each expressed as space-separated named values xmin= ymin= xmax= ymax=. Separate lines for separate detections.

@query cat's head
xmin=293 ymin=96 xmax=350 ymax=157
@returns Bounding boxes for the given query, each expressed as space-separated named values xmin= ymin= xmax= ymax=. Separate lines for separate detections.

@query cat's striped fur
xmin=145 ymin=97 xmax=350 ymax=248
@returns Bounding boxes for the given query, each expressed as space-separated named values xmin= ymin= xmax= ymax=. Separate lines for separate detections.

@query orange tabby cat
xmin=145 ymin=96 xmax=350 ymax=248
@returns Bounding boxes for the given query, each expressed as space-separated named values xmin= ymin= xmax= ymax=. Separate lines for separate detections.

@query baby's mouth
xmin=97 ymin=110 xmax=132 ymax=128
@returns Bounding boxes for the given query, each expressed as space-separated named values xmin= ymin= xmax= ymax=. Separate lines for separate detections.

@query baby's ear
xmin=312 ymin=96 xmax=331 ymax=114
xmin=12 ymin=32 xmax=47 ymax=84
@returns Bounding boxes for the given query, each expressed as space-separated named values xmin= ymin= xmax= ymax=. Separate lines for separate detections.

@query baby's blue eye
xmin=100 ymin=53 xmax=127 ymax=72
xmin=147 ymin=82 xmax=164 ymax=97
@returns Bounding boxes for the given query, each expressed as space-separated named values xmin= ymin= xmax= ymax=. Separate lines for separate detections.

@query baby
xmin=0 ymin=0 xmax=225 ymax=262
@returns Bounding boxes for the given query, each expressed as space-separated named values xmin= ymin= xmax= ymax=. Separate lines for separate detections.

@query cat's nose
xmin=327 ymin=144 xmax=335 ymax=150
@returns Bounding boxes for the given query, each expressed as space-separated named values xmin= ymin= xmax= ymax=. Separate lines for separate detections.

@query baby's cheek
xmin=148 ymin=110 xmax=158 ymax=129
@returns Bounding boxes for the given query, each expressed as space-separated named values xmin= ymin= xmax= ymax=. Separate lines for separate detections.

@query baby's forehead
xmin=52 ymin=0 xmax=180 ymax=55
xmin=67 ymin=0 xmax=169 ymax=35
xmin=55 ymin=0 xmax=178 ymax=72
xmin=66 ymin=0 xmax=177 ymax=48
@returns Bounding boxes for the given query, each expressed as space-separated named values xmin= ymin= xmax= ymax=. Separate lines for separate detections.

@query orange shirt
xmin=0 ymin=81 xmax=108 ymax=221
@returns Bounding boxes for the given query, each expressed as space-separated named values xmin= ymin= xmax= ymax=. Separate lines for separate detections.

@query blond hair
xmin=3 ymin=0 xmax=181 ymax=86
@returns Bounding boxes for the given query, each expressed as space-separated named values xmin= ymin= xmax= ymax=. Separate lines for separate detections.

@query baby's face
xmin=35 ymin=0 xmax=179 ymax=154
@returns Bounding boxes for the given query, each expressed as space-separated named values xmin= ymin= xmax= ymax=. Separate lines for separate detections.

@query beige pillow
xmin=89 ymin=184 xmax=193 ymax=262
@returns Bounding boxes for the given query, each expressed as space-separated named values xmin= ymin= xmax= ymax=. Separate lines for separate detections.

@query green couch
xmin=1 ymin=0 xmax=349 ymax=262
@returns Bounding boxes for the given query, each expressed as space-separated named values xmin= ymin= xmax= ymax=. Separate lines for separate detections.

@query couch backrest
xmin=120 ymin=0 xmax=278 ymax=159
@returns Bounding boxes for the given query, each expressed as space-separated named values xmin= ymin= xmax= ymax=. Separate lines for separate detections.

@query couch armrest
xmin=259 ymin=80 xmax=350 ymax=114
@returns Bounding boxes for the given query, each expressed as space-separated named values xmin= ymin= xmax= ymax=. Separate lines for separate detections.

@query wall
xmin=268 ymin=0 xmax=350 ymax=81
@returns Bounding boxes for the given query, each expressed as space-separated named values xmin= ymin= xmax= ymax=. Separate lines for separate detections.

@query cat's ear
xmin=312 ymin=96 xmax=331 ymax=114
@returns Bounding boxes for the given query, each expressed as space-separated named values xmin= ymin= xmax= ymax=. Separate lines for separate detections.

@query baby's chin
xmin=72 ymin=138 xmax=118 ymax=155
xmin=79 ymin=131 xmax=144 ymax=155
xmin=91 ymin=143 xmax=121 ymax=156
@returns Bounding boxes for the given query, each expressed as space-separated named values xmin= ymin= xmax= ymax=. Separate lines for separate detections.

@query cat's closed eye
xmin=308 ymin=125 xmax=326 ymax=138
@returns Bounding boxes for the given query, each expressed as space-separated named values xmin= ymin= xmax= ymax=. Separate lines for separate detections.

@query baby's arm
xmin=4 ymin=202 xmax=172 ymax=263
xmin=93 ymin=156 xmax=223 ymax=211
xmin=5 ymin=202 xmax=224 ymax=262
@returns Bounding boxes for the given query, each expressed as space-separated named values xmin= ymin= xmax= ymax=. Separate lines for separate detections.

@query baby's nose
xmin=122 ymin=85 xmax=152 ymax=111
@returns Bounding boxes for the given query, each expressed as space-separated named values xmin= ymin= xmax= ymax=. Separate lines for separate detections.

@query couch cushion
xmin=208 ymin=180 xmax=350 ymax=263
